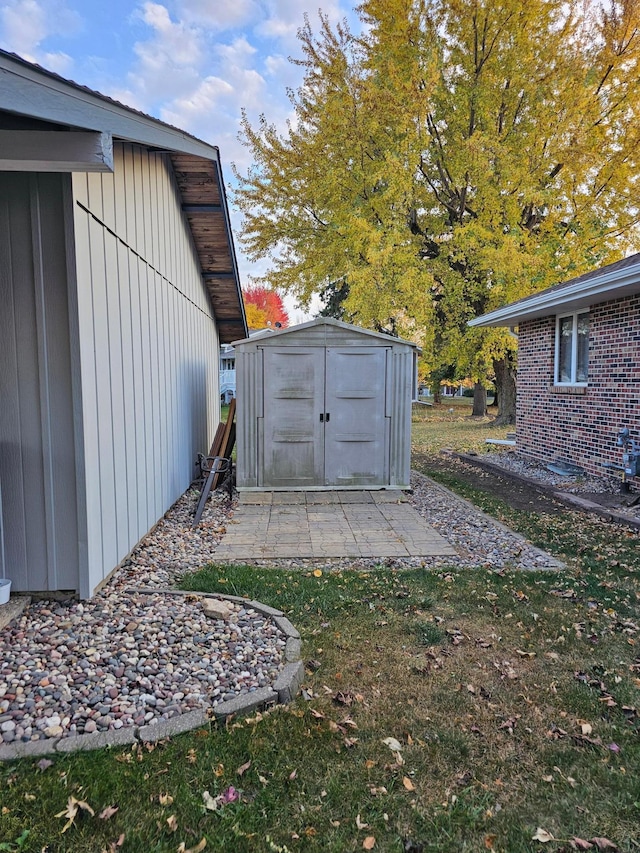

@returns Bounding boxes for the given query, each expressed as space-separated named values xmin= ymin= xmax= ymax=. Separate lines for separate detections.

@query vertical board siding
xmin=72 ymin=142 xmax=218 ymax=594
xmin=0 ymin=173 xmax=80 ymax=592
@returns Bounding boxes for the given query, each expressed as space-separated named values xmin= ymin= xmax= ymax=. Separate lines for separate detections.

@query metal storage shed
xmin=235 ymin=318 xmax=419 ymax=491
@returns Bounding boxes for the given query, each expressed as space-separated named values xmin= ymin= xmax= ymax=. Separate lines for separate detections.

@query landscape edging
xmin=455 ymin=452 xmax=640 ymax=532
xmin=0 ymin=591 xmax=303 ymax=761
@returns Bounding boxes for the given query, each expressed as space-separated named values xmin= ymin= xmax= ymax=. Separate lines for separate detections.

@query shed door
xmin=261 ymin=345 xmax=389 ymax=487
xmin=261 ymin=347 xmax=325 ymax=488
xmin=324 ymin=347 xmax=389 ymax=486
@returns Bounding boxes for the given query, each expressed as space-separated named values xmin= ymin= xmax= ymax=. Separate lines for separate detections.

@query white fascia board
xmin=0 ymin=59 xmax=219 ymax=161
xmin=469 ymin=264 xmax=640 ymax=327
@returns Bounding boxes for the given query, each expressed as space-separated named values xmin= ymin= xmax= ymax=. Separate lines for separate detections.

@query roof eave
xmin=470 ymin=267 xmax=640 ymax=327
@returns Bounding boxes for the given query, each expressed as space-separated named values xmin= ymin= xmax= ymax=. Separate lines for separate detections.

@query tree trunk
xmin=471 ymin=381 xmax=487 ymax=417
xmin=492 ymin=357 xmax=516 ymax=425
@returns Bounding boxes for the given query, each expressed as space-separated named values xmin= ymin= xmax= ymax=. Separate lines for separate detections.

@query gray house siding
xmin=0 ymin=172 xmax=80 ymax=592
xmin=71 ymin=143 xmax=219 ymax=596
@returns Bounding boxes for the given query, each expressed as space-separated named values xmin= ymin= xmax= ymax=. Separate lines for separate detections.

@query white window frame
xmin=554 ymin=310 xmax=589 ymax=386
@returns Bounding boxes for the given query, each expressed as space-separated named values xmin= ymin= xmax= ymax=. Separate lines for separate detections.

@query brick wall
xmin=517 ymin=293 xmax=640 ymax=485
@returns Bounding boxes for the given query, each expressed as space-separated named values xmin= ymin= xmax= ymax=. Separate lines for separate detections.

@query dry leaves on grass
xmin=363 ymin=837 xmax=376 ymax=849
xmin=532 ymin=828 xmax=618 ymax=850
xmin=55 ymin=795 xmax=95 ymax=833
xmin=98 ymin=805 xmax=119 ymax=820
xmin=177 ymin=840 xmax=207 ymax=853
xmin=202 ymin=786 xmax=240 ymax=811
xmin=101 ymin=834 xmax=125 ymax=853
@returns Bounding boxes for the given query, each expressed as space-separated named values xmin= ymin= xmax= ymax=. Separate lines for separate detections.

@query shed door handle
xmin=325 ymin=412 xmax=330 ymax=422
xmin=320 ymin=413 xmax=324 ymax=422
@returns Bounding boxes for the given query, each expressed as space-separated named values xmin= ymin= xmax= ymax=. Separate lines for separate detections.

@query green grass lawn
xmin=1 ymin=411 xmax=638 ymax=852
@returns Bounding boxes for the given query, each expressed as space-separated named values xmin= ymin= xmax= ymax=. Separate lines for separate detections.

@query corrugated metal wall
xmin=72 ymin=143 xmax=219 ymax=596
xmin=0 ymin=172 xmax=80 ymax=592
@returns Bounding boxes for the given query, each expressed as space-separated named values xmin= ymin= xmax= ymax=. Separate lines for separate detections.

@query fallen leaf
xmin=177 ymin=840 xmax=207 ymax=853
xmin=356 ymin=814 xmax=368 ymax=830
xmin=344 ymin=737 xmax=359 ymax=748
xmin=382 ymin=737 xmax=402 ymax=752
xmin=532 ymin=828 xmax=555 ymax=843
xmin=106 ymin=834 xmax=125 ymax=852
xmin=402 ymin=776 xmax=416 ymax=791
xmin=236 ymin=760 xmax=251 ymax=776
xmin=159 ymin=794 xmax=174 ymax=806
xmin=202 ymin=791 xmax=218 ymax=811
xmin=220 ymin=786 xmax=239 ymax=804
xmin=485 ymin=835 xmax=497 ymax=849
xmin=313 ymin=569 xmax=323 ymax=577
xmin=187 ymin=749 xmax=197 ymax=764
xmin=309 ymin=709 xmax=325 ymax=720
xmin=166 ymin=815 xmax=178 ymax=833
xmin=37 ymin=758 xmax=53 ymax=771
xmin=363 ymin=837 xmax=376 ymax=850
xmin=213 ymin=763 xmax=225 ymax=777
xmin=55 ymin=796 xmax=95 ymax=833
xmin=580 ymin=723 xmax=593 ymax=736
xmin=607 ymin=743 xmax=620 ymax=753
xmin=99 ymin=805 xmax=119 ymax=820
xmin=570 ymin=840 xmax=594 ymax=850
xmin=516 ymin=650 xmax=536 ymax=659
xmin=289 ymin=769 xmax=298 ymax=780
xmin=590 ymin=838 xmax=618 ymax=851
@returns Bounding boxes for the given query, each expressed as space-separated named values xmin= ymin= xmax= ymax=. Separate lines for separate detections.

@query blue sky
xmin=0 ymin=0 xmax=360 ymax=320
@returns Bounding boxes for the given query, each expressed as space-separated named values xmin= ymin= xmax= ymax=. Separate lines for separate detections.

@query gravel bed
xmin=473 ymin=450 xmax=640 ymax=520
xmin=478 ymin=449 xmax=616 ymax=493
xmin=0 ymin=471 xmax=561 ymax=747
xmin=0 ymin=489 xmax=285 ymax=746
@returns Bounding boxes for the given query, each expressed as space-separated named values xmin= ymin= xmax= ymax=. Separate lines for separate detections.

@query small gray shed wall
xmin=236 ymin=320 xmax=416 ymax=490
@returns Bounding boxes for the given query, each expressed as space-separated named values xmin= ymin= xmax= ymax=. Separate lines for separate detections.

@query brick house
xmin=469 ymin=253 xmax=640 ymax=485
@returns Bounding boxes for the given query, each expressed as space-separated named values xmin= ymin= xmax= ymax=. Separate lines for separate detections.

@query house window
xmin=555 ymin=311 xmax=589 ymax=385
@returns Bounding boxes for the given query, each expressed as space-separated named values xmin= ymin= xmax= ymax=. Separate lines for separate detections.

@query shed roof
xmin=469 ymin=252 xmax=640 ymax=327
xmin=233 ymin=317 xmax=421 ymax=350
xmin=0 ymin=49 xmax=247 ymax=343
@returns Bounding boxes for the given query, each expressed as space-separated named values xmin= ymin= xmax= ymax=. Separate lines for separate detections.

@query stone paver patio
xmin=214 ymin=490 xmax=457 ymax=560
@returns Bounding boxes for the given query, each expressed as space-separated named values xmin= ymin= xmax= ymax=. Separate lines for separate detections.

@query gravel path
xmin=0 ymin=472 xmax=561 ymax=747
xmin=0 ymin=489 xmax=285 ymax=747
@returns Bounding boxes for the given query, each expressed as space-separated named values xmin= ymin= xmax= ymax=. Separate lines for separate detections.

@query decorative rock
xmin=202 ymin=599 xmax=233 ymax=620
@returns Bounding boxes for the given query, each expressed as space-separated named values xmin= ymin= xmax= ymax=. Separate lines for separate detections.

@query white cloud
xmin=0 ymin=0 xmax=81 ymax=65
xmin=130 ymin=2 xmax=205 ymax=101
xmin=176 ymin=0 xmax=260 ymax=30
xmin=256 ymin=0 xmax=346 ymax=44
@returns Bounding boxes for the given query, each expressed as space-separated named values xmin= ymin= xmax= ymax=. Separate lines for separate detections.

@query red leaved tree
xmin=243 ymin=284 xmax=289 ymax=330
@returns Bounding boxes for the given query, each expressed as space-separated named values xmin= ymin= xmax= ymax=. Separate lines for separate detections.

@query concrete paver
xmin=214 ymin=491 xmax=457 ymax=560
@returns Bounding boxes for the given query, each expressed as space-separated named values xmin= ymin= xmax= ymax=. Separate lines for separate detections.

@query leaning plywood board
xmin=193 ymin=399 xmax=235 ymax=526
